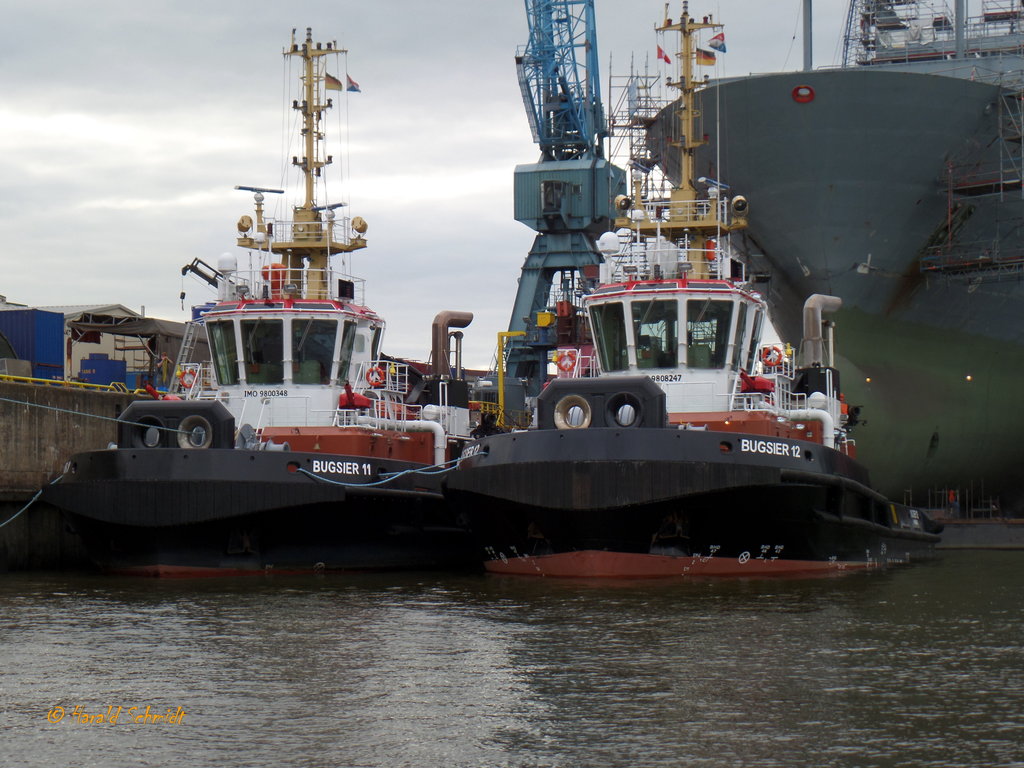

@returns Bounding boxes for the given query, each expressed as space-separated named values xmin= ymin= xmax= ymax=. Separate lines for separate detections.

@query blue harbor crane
xmin=506 ymin=0 xmax=626 ymax=396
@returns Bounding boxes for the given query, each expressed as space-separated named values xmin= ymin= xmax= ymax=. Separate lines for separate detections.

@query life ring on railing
xmin=261 ymin=263 xmax=286 ymax=298
xmin=556 ymin=350 xmax=578 ymax=373
xmin=760 ymin=346 xmax=784 ymax=368
xmin=178 ymin=368 xmax=196 ymax=390
xmin=705 ymin=238 xmax=717 ymax=261
xmin=365 ymin=365 xmax=386 ymax=388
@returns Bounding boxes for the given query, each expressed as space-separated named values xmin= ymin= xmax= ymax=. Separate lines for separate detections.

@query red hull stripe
xmin=484 ymin=550 xmax=872 ymax=578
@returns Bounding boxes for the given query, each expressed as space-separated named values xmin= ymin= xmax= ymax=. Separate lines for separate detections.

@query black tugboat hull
xmin=44 ymin=447 xmax=477 ymax=576
xmin=445 ymin=428 xmax=940 ymax=578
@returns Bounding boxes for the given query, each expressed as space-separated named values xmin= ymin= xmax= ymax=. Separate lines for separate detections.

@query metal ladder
xmin=168 ymin=320 xmax=203 ymax=394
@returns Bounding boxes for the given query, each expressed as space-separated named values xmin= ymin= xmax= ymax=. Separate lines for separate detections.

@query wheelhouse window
xmin=632 ymin=300 xmax=678 ymax=370
xmin=292 ymin=319 xmax=337 ymax=384
xmin=731 ymin=301 xmax=748 ymax=370
xmin=337 ymin=321 xmax=357 ymax=384
xmin=371 ymin=326 xmax=383 ymax=361
xmin=686 ymin=299 xmax=733 ymax=369
xmin=207 ymin=320 xmax=239 ymax=386
xmin=746 ymin=308 xmax=764 ymax=371
xmin=589 ymin=302 xmax=629 ymax=372
xmin=241 ymin=318 xmax=284 ymax=384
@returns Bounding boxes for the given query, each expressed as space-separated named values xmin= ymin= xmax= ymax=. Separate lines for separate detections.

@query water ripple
xmin=1 ymin=552 xmax=1022 ymax=767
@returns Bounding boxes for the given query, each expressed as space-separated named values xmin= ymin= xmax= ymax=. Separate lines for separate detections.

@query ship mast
xmin=664 ymin=2 xmax=708 ymax=198
xmin=235 ymin=27 xmax=368 ymax=300
xmin=615 ymin=2 xmax=747 ymax=278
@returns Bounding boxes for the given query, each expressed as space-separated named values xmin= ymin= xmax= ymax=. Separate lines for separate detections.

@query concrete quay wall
xmin=0 ymin=381 xmax=139 ymax=571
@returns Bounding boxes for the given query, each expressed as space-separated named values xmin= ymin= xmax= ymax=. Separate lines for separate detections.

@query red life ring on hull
xmin=760 ymin=346 xmax=784 ymax=368
xmin=365 ymin=365 xmax=386 ymax=388
xmin=792 ymin=85 xmax=815 ymax=103
xmin=178 ymin=369 xmax=196 ymax=389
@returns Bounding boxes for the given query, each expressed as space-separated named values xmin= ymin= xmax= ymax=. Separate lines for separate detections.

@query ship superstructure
xmin=641 ymin=1 xmax=1024 ymax=512
xmin=43 ymin=29 xmax=479 ymax=575
xmin=445 ymin=3 xmax=941 ymax=578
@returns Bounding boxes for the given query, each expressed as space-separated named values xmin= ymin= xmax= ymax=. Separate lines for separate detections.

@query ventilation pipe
xmin=784 ymin=407 xmax=836 ymax=449
xmin=431 ymin=311 xmax=474 ymax=377
xmin=799 ymin=294 xmax=842 ymax=366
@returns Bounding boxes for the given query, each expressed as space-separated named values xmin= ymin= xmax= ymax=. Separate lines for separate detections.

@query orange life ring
xmin=705 ymin=238 xmax=717 ymax=261
xmin=178 ymin=368 xmax=196 ymax=389
xmin=365 ymin=365 xmax=386 ymax=388
xmin=556 ymin=350 xmax=577 ymax=373
xmin=760 ymin=346 xmax=784 ymax=368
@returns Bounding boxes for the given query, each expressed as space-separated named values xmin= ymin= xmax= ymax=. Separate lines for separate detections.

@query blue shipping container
xmin=79 ymin=353 xmax=127 ymax=386
xmin=0 ymin=309 xmax=65 ymax=380
xmin=125 ymin=371 xmax=146 ymax=391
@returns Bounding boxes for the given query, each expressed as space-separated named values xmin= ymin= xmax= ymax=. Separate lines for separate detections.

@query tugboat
xmin=42 ymin=29 xmax=478 ymax=576
xmin=444 ymin=8 xmax=941 ymax=578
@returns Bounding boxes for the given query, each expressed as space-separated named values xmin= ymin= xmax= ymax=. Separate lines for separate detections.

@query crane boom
xmin=506 ymin=0 xmax=626 ymax=395
xmin=516 ymin=0 xmax=606 ymax=160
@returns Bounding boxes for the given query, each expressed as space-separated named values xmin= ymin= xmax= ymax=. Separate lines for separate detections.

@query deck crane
xmin=506 ymin=0 xmax=626 ymax=396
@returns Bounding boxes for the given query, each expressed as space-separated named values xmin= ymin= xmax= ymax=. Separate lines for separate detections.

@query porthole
xmin=553 ymin=395 xmax=592 ymax=430
xmin=565 ymin=404 xmax=589 ymax=427
xmin=131 ymin=415 xmax=165 ymax=449
xmin=177 ymin=414 xmax=214 ymax=449
xmin=606 ymin=392 xmax=642 ymax=428
xmin=142 ymin=425 xmax=161 ymax=448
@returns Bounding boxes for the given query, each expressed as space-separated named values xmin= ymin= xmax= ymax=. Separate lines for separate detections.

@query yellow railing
xmin=496 ymin=331 xmax=526 ymax=429
xmin=0 ymin=373 xmax=147 ymax=395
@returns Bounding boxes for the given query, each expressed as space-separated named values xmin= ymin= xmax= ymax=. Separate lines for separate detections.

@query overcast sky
xmin=2 ymin=0 xmax=850 ymax=367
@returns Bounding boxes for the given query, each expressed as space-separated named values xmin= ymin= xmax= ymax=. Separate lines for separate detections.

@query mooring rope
xmin=0 ymin=395 xmax=183 ymax=435
xmin=0 ymin=473 xmax=66 ymax=530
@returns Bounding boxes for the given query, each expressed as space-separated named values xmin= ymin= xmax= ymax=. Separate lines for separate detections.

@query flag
xmin=695 ymin=48 xmax=716 ymax=66
xmin=657 ymin=45 xmax=671 ymax=64
xmin=325 ymin=73 xmax=344 ymax=91
xmin=708 ymin=32 xmax=727 ymax=52
xmin=346 ymin=74 xmax=361 ymax=93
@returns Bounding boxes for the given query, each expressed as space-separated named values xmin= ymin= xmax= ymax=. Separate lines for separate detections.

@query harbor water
xmin=2 ymin=551 xmax=1022 ymax=768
